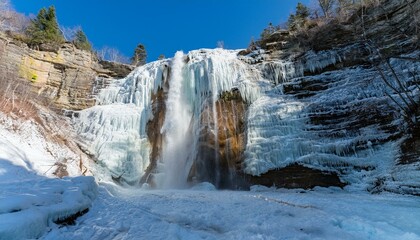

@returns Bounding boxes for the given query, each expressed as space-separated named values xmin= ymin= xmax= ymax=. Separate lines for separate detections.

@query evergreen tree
xmin=131 ymin=44 xmax=147 ymax=66
xmin=296 ymin=2 xmax=310 ymax=19
xmin=248 ymin=37 xmax=257 ymax=51
xmin=73 ymin=29 xmax=92 ymax=51
xmin=158 ymin=54 xmax=165 ymax=60
xmin=287 ymin=2 xmax=310 ymax=31
xmin=260 ymin=22 xmax=276 ymax=40
xmin=26 ymin=6 xmax=64 ymax=46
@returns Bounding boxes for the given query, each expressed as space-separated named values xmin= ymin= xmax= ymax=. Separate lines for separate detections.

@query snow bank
xmin=0 ymin=175 xmax=97 ymax=240
xmin=0 ymin=113 xmax=83 ymax=177
xmin=191 ymin=182 xmax=217 ymax=191
xmin=0 ymin=113 xmax=98 ymax=239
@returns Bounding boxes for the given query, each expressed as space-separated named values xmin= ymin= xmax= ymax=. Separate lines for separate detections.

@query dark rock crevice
xmin=243 ymin=164 xmax=346 ymax=189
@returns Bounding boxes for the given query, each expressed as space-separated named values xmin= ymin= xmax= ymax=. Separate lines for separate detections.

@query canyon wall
xmin=0 ymin=32 xmax=133 ymax=111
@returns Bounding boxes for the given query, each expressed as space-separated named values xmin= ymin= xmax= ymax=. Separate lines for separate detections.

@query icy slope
xmin=0 ymin=113 xmax=98 ymax=239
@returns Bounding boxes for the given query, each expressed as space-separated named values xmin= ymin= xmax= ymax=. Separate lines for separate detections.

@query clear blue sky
xmin=10 ymin=0 xmax=310 ymax=62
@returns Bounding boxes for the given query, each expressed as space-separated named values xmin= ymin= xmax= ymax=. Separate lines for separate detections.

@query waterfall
xmin=75 ymin=48 xmax=283 ymax=188
xmin=159 ymin=51 xmax=195 ymax=188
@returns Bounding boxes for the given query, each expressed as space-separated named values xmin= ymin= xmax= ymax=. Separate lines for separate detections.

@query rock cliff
xmin=0 ymin=32 xmax=133 ymax=111
xmin=234 ymin=0 xmax=419 ymax=193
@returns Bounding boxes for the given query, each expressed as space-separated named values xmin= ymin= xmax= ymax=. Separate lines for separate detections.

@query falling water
xmin=77 ymin=49 xmax=266 ymax=188
xmin=159 ymin=51 xmax=195 ymax=188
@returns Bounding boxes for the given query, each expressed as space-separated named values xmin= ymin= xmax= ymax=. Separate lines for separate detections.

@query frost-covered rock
xmin=0 ymin=175 xmax=97 ymax=240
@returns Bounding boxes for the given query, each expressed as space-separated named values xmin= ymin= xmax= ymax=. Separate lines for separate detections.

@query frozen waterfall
xmin=75 ymin=46 xmax=398 ymax=188
xmin=76 ymin=49 xmax=265 ymax=187
xmin=76 ymin=60 xmax=168 ymax=184
xmin=158 ymin=51 xmax=194 ymax=188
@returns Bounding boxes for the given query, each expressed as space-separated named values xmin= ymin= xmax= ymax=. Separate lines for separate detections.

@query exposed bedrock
xmin=189 ymin=90 xmax=247 ymax=189
xmin=0 ymin=32 xmax=133 ymax=111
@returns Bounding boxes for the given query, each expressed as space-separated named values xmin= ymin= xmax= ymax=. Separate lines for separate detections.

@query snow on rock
xmin=0 ymin=113 xmax=98 ymax=239
xmin=0 ymin=175 xmax=97 ymax=240
xmin=0 ymin=113 xmax=83 ymax=178
xmin=244 ymin=50 xmax=420 ymax=191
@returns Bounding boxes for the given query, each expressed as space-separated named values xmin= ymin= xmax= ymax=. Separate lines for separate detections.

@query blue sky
xmin=10 ymin=0 xmax=310 ymax=62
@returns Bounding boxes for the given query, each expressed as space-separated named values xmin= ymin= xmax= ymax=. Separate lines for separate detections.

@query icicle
xmin=75 ymin=60 xmax=167 ymax=184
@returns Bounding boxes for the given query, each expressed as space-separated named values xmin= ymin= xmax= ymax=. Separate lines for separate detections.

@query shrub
xmin=131 ymin=44 xmax=147 ymax=66
xmin=73 ymin=29 xmax=92 ymax=52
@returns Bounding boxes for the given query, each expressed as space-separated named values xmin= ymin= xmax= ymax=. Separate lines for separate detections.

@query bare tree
xmin=0 ymin=68 xmax=39 ymax=119
xmin=0 ymin=0 xmax=13 ymax=30
xmin=318 ymin=0 xmax=335 ymax=18
xmin=358 ymin=0 xmax=420 ymax=127
xmin=97 ymin=46 xmax=129 ymax=64
xmin=216 ymin=40 xmax=225 ymax=49
xmin=61 ymin=25 xmax=81 ymax=42
xmin=0 ymin=0 xmax=28 ymax=33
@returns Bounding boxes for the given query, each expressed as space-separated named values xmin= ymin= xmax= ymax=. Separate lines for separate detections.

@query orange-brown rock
xmin=190 ymin=89 xmax=247 ymax=188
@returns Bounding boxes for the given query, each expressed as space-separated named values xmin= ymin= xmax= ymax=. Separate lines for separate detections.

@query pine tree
xmin=260 ymin=22 xmax=275 ymax=40
xmin=296 ymin=2 xmax=310 ymax=19
xmin=26 ymin=6 xmax=64 ymax=47
xmin=73 ymin=29 xmax=92 ymax=51
xmin=158 ymin=54 xmax=165 ymax=60
xmin=287 ymin=2 xmax=310 ymax=31
xmin=131 ymin=44 xmax=147 ymax=66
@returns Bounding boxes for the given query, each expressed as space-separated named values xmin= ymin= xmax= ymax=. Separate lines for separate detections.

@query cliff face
xmin=190 ymin=90 xmax=247 ymax=189
xmin=0 ymin=33 xmax=133 ymax=110
xmin=235 ymin=0 xmax=419 ymax=193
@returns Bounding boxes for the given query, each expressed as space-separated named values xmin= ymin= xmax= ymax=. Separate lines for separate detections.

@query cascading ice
xmin=76 ymin=49 xmax=266 ymax=186
xmin=76 ymin=60 xmax=168 ymax=184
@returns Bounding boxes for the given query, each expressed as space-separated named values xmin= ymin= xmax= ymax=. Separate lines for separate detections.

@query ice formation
xmin=76 ymin=45 xmax=420 ymax=189
xmin=244 ymin=53 xmax=420 ymax=190
xmin=77 ymin=49 xmax=265 ymax=186
xmin=76 ymin=60 xmax=169 ymax=184
xmin=244 ymin=93 xmax=307 ymax=175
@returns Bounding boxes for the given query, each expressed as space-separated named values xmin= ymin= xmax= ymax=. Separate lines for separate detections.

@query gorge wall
xmin=0 ymin=32 xmax=133 ymax=111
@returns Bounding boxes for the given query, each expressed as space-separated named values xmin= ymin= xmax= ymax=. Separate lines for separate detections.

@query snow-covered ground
xmin=0 ymin=113 xmax=97 ymax=239
xmin=44 ymin=184 xmax=420 ymax=240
